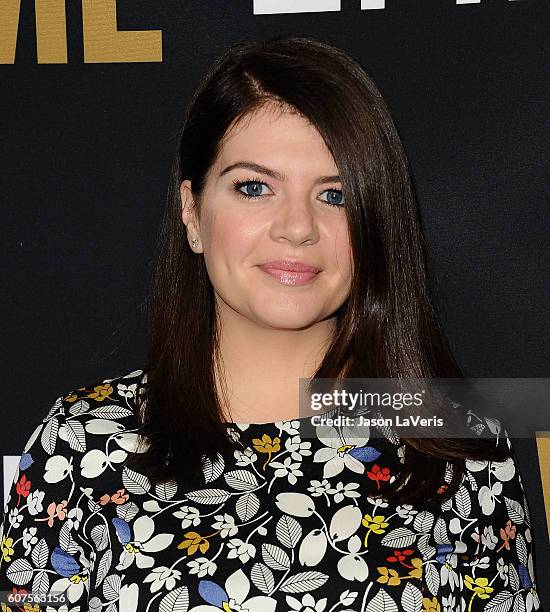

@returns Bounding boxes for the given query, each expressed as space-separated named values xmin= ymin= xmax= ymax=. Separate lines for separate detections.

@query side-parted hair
xmin=126 ymin=35 xmax=510 ymax=504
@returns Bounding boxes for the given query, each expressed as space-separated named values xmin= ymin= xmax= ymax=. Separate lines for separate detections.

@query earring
xmin=191 ymin=238 xmax=198 ymax=248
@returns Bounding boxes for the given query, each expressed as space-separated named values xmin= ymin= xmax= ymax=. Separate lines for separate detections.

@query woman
xmin=0 ymin=36 xmax=541 ymax=611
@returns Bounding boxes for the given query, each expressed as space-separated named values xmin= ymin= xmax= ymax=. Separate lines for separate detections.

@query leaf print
xmin=262 ymin=543 xmax=291 ymax=571
xmin=40 ymin=416 xmax=59 ymax=454
xmin=276 ymin=514 xmax=302 ymax=548
xmin=31 ymin=537 xmax=49 ymax=568
xmin=400 ymin=582 xmax=422 ymax=612
xmin=279 ymin=570 xmax=329 ymax=593
xmin=63 ymin=418 xmax=87 ymax=451
xmin=95 ymin=548 xmax=112 ymax=587
xmin=116 ymin=500 xmax=139 ymax=521
xmin=367 ymin=588 xmax=399 ymax=612
xmin=159 ymin=585 xmax=190 ymax=612
xmin=483 ymin=590 xmax=514 ymax=611
xmin=504 ymin=496 xmax=525 ymax=525
xmin=155 ymin=480 xmax=178 ymax=500
xmin=423 ymin=562 xmax=439 ymax=595
xmin=32 ymin=568 xmax=50 ymax=592
xmin=186 ymin=488 xmax=231 ymax=504
xmin=6 ymin=557 xmax=34 ymax=584
xmin=122 ymin=465 xmax=152 ymax=494
xmin=250 ymin=561 xmax=275 ymax=593
xmin=412 ymin=511 xmax=434 ymax=534
xmin=235 ymin=491 xmax=260 ymax=521
xmin=455 ymin=484 xmax=472 ymax=518
xmin=90 ymin=523 xmax=109 ymax=550
xmin=0 ymin=370 xmax=542 ymax=612
xmin=89 ymin=403 xmax=134 ymax=418
xmin=380 ymin=527 xmax=416 ymax=548
xmin=202 ymin=452 xmax=225 ymax=483
xmin=224 ymin=469 xmax=259 ymax=491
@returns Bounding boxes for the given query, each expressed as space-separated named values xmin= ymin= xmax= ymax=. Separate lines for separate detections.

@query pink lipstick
xmin=258 ymin=260 xmax=321 ymax=286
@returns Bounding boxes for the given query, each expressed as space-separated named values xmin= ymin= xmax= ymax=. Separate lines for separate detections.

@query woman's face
xmin=180 ymin=103 xmax=353 ymax=330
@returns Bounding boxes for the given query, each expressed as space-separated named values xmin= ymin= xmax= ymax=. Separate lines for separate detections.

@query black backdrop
xmin=2 ymin=0 xmax=549 ymax=605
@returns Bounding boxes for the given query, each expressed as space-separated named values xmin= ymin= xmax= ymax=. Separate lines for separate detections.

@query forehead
xmin=214 ymin=103 xmax=337 ymax=171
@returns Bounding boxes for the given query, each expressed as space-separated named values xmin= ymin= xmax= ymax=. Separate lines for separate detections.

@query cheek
xmin=202 ymin=210 xmax=259 ymax=271
xmin=332 ymin=222 xmax=354 ymax=281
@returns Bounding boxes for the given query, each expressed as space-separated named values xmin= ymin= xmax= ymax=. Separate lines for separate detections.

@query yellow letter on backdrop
xmin=82 ymin=0 xmax=162 ymax=63
xmin=0 ymin=0 xmax=67 ymax=64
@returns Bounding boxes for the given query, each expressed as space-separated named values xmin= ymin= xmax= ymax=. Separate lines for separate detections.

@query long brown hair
xmin=126 ymin=35 xmax=510 ymax=504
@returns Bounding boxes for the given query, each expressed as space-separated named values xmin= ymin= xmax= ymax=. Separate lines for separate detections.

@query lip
xmin=257 ymin=260 xmax=321 ymax=287
xmin=259 ymin=260 xmax=321 ymax=273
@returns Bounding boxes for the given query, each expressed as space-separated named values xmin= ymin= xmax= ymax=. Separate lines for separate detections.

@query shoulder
xmin=19 ymin=368 xmax=147 ymax=481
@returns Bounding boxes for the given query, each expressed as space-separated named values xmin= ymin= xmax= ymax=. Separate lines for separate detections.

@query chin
xmin=252 ymin=307 xmax=324 ymax=331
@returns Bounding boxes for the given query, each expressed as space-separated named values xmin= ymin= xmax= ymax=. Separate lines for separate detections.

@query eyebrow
xmin=219 ymin=161 xmax=341 ymax=185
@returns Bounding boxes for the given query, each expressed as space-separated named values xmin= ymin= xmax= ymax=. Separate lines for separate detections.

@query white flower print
xmin=327 ymin=481 xmax=361 ymax=503
xmin=115 ymin=514 xmax=174 ymax=570
xmin=212 ymin=513 xmax=238 ymax=538
xmin=227 ymin=538 xmax=256 ymax=563
xmin=285 ymin=592 xmax=327 ymax=612
xmin=26 ymin=489 xmax=45 ymax=515
xmin=143 ymin=565 xmax=182 ymax=592
xmin=313 ymin=425 xmax=370 ymax=478
xmin=174 ymin=505 xmax=202 ymax=528
xmin=0 ymin=368 xmax=542 ymax=612
xmin=191 ymin=568 xmax=277 ymax=612
xmin=234 ymin=447 xmax=258 ymax=466
xmin=269 ymin=456 xmax=304 ymax=484
xmin=307 ymin=479 xmax=331 ymax=497
xmin=284 ymin=435 xmax=312 ymax=460
xmin=188 ymin=556 xmax=218 ymax=577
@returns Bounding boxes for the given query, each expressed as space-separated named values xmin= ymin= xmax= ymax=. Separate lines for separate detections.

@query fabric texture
xmin=0 ymin=368 xmax=542 ymax=612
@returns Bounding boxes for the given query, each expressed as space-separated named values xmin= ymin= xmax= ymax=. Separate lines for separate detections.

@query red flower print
xmin=497 ymin=519 xmax=517 ymax=552
xmin=99 ymin=488 xmax=129 ymax=505
xmin=386 ymin=548 xmax=415 ymax=568
xmin=15 ymin=474 xmax=31 ymax=506
xmin=367 ymin=464 xmax=391 ymax=490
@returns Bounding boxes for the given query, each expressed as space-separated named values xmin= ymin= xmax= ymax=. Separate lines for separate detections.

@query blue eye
xmin=320 ymin=189 xmax=344 ymax=207
xmin=232 ymin=179 xmax=269 ymax=199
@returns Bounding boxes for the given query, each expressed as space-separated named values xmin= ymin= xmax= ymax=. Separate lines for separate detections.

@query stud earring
xmin=191 ymin=238 xmax=198 ymax=248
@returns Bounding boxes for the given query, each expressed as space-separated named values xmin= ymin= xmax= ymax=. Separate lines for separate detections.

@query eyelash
xmin=231 ymin=177 xmax=344 ymax=207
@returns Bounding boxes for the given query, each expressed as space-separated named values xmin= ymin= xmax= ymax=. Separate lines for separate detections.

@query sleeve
xmin=429 ymin=421 xmax=543 ymax=611
xmin=0 ymin=394 xmax=94 ymax=611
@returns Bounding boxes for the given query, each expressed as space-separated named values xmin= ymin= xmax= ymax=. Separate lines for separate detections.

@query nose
xmin=269 ymin=194 xmax=320 ymax=247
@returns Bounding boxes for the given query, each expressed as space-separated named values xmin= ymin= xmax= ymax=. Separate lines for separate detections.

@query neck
xmin=214 ymin=301 xmax=336 ymax=423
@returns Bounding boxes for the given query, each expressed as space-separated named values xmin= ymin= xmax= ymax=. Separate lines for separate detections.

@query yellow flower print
xmin=376 ymin=567 xmax=401 ymax=586
xmin=1 ymin=536 xmax=14 ymax=563
xmin=87 ymin=384 xmax=114 ymax=401
xmin=23 ymin=604 xmax=41 ymax=612
xmin=177 ymin=531 xmax=211 ymax=555
xmin=422 ymin=596 xmax=440 ymax=612
xmin=465 ymin=575 xmax=494 ymax=611
xmin=376 ymin=557 xmax=423 ymax=586
xmin=252 ymin=434 xmax=281 ymax=470
xmin=409 ymin=557 xmax=423 ymax=579
xmin=362 ymin=514 xmax=389 ymax=546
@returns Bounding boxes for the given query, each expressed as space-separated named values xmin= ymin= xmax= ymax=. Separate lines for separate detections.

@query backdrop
xmin=2 ymin=0 xmax=549 ymax=605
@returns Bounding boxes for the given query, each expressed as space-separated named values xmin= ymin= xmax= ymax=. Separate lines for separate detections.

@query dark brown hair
xmin=126 ymin=35 xmax=510 ymax=504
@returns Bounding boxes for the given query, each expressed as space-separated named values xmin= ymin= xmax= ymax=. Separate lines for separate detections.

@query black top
xmin=0 ymin=368 xmax=542 ymax=612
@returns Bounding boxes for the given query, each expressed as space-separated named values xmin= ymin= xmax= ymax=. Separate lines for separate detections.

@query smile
xmin=257 ymin=266 xmax=321 ymax=286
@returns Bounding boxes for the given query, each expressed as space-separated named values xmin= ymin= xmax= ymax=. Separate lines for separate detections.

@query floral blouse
xmin=0 ymin=368 xmax=542 ymax=612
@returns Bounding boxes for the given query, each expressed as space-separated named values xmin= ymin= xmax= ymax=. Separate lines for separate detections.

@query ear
xmin=180 ymin=179 xmax=203 ymax=253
